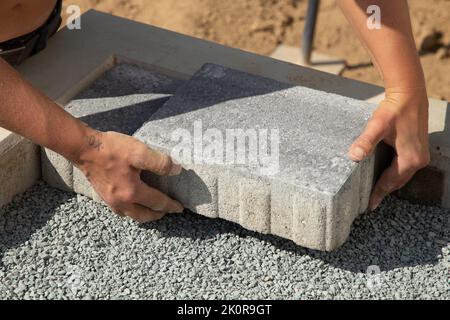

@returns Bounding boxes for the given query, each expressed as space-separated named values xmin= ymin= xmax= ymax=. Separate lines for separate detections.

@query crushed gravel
xmin=0 ymin=181 xmax=448 ymax=299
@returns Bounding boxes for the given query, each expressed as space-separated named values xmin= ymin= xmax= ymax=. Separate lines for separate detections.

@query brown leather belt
xmin=0 ymin=0 xmax=62 ymax=66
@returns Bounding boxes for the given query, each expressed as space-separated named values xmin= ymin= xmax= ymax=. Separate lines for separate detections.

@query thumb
xmin=349 ymin=114 xmax=388 ymax=162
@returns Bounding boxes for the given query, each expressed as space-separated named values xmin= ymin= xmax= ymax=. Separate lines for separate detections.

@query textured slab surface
xmin=134 ymin=63 xmax=388 ymax=251
xmin=41 ymin=63 xmax=184 ymax=195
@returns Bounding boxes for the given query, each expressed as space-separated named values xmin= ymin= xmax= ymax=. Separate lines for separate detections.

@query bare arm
xmin=337 ymin=0 xmax=430 ymax=210
xmin=0 ymin=57 xmax=183 ymax=221
xmin=0 ymin=58 xmax=89 ymax=161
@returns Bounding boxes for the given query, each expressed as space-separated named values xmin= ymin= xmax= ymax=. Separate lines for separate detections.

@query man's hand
xmin=336 ymin=0 xmax=431 ymax=211
xmin=349 ymin=89 xmax=430 ymax=211
xmin=0 ymin=58 xmax=182 ymax=222
xmin=72 ymin=129 xmax=184 ymax=222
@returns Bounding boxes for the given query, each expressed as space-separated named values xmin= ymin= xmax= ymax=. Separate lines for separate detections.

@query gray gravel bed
xmin=0 ymin=181 xmax=448 ymax=299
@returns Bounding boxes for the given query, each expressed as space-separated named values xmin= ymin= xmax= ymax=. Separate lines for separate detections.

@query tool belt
xmin=0 ymin=0 xmax=62 ymax=66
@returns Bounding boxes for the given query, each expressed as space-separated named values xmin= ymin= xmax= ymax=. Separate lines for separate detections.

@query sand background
xmin=61 ymin=0 xmax=450 ymax=101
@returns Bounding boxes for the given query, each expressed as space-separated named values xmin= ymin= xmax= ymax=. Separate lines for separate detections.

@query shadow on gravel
xmin=144 ymin=195 xmax=449 ymax=273
xmin=0 ymin=182 xmax=73 ymax=264
xmin=2 ymin=182 xmax=447 ymax=275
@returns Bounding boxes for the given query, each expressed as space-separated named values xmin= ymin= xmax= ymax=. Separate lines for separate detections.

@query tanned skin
xmin=337 ymin=0 xmax=429 ymax=210
xmin=0 ymin=1 xmax=429 ymax=222
xmin=0 ymin=1 xmax=184 ymax=222
xmin=0 ymin=0 xmax=58 ymax=42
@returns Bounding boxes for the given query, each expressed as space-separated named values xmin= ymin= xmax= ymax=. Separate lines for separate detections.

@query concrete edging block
xmin=41 ymin=148 xmax=73 ymax=192
xmin=0 ymin=137 xmax=41 ymax=208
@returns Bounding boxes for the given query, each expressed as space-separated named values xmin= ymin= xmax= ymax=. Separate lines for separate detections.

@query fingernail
xmin=349 ymin=147 xmax=365 ymax=161
xmin=169 ymin=163 xmax=183 ymax=176
xmin=172 ymin=201 xmax=184 ymax=213
xmin=369 ymin=198 xmax=382 ymax=212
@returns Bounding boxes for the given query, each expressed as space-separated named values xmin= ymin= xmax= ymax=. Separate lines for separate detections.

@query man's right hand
xmin=0 ymin=58 xmax=182 ymax=222
xmin=71 ymin=128 xmax=184 ymax=223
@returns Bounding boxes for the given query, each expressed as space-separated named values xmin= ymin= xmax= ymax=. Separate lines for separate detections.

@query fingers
xmin=83 ymin=133 xmax=184 ymax=223
xmin=130 ymin=142 xmax=182 ymax=176
xmin=369 ymin=153 xmax=429 ymax=211
xmin=123 ymin=203 xmax=166 ymax=223
xmin=349 ymin=115 xmax=388 ymax=162
xmin=107 ymin=180 xmax=183 ymax=223
xmin=111 ymin=208 xmax=125 ymax=217
xmin=134 ymin=181 xmax=184 ymax=213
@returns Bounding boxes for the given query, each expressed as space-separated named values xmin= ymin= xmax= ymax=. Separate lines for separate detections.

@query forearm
xmin=336 ymin=0 xmax=426 ymax=95
xmin=340 ymin=1 xmax=430 ymax=209
xmin=0 ymin=57 xmax=92 ymax=163
xmin=0 ymin=58 xmax=183 ymax=220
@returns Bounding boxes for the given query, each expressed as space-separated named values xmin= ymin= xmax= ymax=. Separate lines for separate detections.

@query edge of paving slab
xmin=0 ymin=128 xmax=41 ymax=208
xmin=270 ymin=44 xmax=346 ymax=75
xmin=1 ymin=10 xmax=450 ymax=212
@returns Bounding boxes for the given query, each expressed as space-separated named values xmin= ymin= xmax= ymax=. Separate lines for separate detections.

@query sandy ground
xmin=62 ymin=0 xmax=450 ymax=101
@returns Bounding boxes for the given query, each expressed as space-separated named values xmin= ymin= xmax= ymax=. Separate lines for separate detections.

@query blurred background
xmin=61 ymin=0 xmax=450 ymax=101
